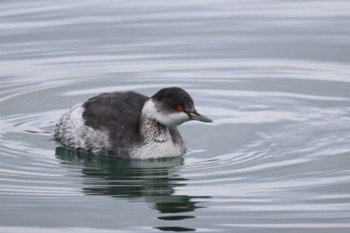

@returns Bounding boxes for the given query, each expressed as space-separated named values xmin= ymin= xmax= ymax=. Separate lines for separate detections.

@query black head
xmin=152 ymin=87 xmax=195 ymax=113
xmin=149 ymin=87 xmax=212 ymax=126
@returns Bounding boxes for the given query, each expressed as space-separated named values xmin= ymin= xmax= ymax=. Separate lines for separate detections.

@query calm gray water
xmin=1 ymin=0 xmax=350 ymax=232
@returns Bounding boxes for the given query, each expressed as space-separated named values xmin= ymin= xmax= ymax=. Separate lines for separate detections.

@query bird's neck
xmin=140 ymin=99 xmax=170 ymax=142
xmin=140 ymin=116 xmax=169 ymax=143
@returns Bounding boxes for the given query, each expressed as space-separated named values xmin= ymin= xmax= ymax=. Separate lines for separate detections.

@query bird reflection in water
xmin=56 ymin=146 xmax=210 ymax=232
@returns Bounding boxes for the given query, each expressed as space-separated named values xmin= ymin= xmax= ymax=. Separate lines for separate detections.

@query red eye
xmin=176 ymin=105 xmax=184 ymax=111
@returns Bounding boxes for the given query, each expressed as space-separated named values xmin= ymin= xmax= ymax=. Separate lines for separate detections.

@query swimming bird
xmin=55 ymin=87 xmax=212 ymax=159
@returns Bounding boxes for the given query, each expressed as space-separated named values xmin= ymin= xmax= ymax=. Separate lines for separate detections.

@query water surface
xmin=1 ymin=0 xmax=350 ymax=232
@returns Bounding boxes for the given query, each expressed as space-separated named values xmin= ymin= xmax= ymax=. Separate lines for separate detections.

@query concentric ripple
xmin=1 ymin=57 xmax=350 ymax=231
xmin=1 ymin=0 xmax=350 ymax=231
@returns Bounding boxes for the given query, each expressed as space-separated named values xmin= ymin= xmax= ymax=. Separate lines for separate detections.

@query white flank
xmin=55 ymin=103 xmax=110 ymax=153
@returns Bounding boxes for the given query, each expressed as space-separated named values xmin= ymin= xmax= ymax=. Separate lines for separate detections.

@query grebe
xmin=55 ymin=87 xmax=212 ymax=159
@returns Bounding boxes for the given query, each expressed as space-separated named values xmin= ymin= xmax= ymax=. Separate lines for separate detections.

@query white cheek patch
xmin=142 ymin=100 xmax=159 ymax=119
xmin=142 ymin=99 xmax=190 ymax=126
xmin=157 ymin=111 xmax=189 ymax=127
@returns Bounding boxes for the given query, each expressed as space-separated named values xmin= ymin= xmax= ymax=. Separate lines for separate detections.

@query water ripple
xmin=0 ymin=58 xmax=350 ymax=231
